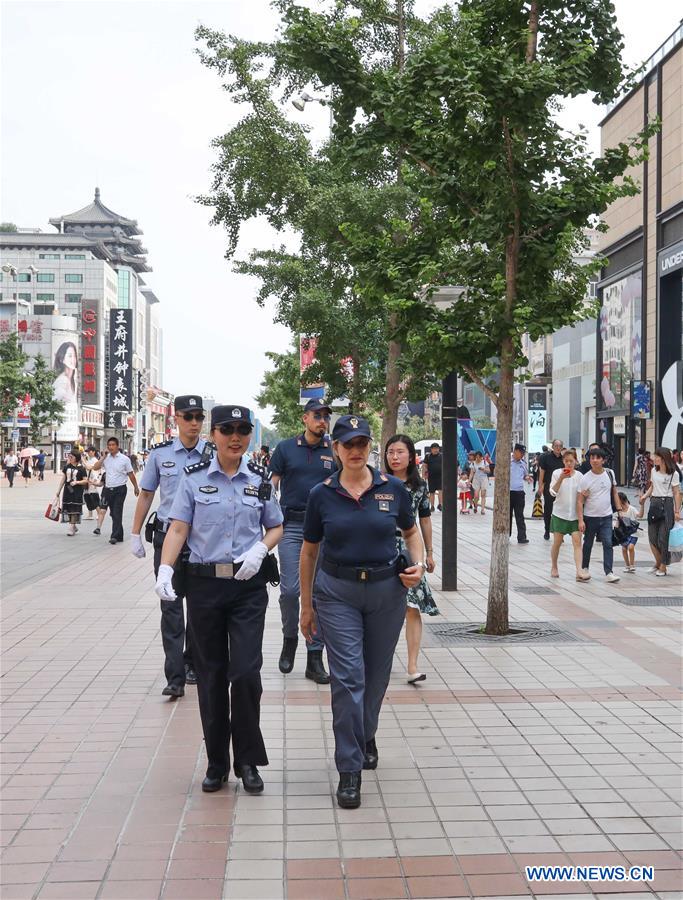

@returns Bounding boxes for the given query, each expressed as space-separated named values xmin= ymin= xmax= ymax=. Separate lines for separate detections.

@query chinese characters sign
xmin=108 ymin=309 xmax=133 ymax=412
xmin=81 ymin=299 xmax=101 ymax=405
xmin=526 ymin=387 xmax=548 ymax=454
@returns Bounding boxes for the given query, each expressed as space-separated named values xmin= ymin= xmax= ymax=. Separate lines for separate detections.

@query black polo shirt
xmin=304 ymin=468 xmax=414 ymax=566
xmin=269 ymin=433 xmax=337 ymax=512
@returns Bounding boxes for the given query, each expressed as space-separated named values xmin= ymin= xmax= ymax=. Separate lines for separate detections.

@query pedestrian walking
xmin=577 ymin=447 xmax=621 ymax=583
xmin=21 ymin=455 xmax=32 ymax=486
xmin=91 ymin=436 xmax=140 ymax=543
xmin=470 ymin=451 xmax=490 ymax=515
xmin=157 ymin=404 xmax=283 ymax=795
xmin=578 ymin=443 xmax=602 ymax=475
xmin=35 ymin=451 xmax=46 ymax=481
xmin=422 ymin=443 xmax=443 ymax=511
xmin=268 ymin=398 xmax=334 ymax=684
xmin=537 ymin=439 xmax=565 ymax=540
xmin=385 ymin=435 xmax=439 ymax=685
xmin=547 ymin=449 xmax=583 ymax=579
xmin=639 ymin=447 xmax=682 ymax=577
xmin=3 ymin=451 xmax=18 ymax=487
xmin=530 ymin=453 xmax=540 ymax=492
xmin=83 ymin=447 xmax=102 ymax=520
xmin=299 ymin=415 xmax=423 ymax=809
xmin=131 ymin=395 xmax=206 ymax=699
xmin=458 ymin=471 xmax=472 ymax=513
xmin=615 ymin=492 xmax=641 ymax=574
xmin=54 ymin=451 xmax=88 ymax=536
xmin=509 ymin=443 xmax=532 ymax=543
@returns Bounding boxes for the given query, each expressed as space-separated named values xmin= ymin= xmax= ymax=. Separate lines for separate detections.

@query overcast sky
xmin=3 ymin=0 xmax=681 ymax=424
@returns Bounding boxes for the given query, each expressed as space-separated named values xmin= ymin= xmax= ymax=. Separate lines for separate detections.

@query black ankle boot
xmin=363 ymin=738 xmax=378 ymax=770
xmin=305 ymin=650 xmax=330 ymax=684
xmin=337 ymin=772 xmax=361 ymax=809
xmin=279 ymin=637 xmax=298 ymax=674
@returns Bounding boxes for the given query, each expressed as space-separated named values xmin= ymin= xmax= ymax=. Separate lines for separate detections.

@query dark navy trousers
xmin=153 ymin=534 xmax=193 ymax=689
xmin=278 ymin=520 xmax=324 ymax=651
xmin=314 ymin=569 xmax=407 ymax=773
xmin=186 ymin=573 xmax=269 ymax=779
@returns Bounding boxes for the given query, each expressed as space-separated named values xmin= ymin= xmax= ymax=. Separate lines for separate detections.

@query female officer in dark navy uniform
xmin=156 ymin=405 xmax=283 ymax=795
xmin=299 ymin=415 xmax=423 ymax=809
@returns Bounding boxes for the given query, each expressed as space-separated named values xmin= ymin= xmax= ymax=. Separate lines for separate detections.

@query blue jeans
xmin=582 ymin=515 xmax=614 ymax=574
xmin=278 ymin=520 xmax=323 ymax=651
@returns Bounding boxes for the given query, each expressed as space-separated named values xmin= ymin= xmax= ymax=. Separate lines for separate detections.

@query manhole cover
xmin=423 ymin=621 xmax=591 ymax=646
xmin=611 ymin=596 xmax=683 ymax=607
xmin=513 ymin=585 xmax=559 ymax=595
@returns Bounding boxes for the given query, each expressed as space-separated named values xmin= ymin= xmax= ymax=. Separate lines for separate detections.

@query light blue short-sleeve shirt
xmin=170 ymin=455 xmax=283 ymax=563
xmin=510 ymin=458 xmax=528 ymax=491
xmin=139 ymin=437 xmax=207 ymax=523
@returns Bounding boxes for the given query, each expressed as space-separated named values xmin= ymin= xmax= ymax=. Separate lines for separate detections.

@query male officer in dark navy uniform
xmin=268 ymin=398 xmax=335 ymax=683
xmin=131 ymin=395 xmax=208 ymax=698
xmin=156 ymin=404 xmax=283 ymax=795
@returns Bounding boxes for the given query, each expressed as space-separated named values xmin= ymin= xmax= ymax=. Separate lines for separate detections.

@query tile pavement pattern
xmin=1 ymin=475 xmax=681 ymax=899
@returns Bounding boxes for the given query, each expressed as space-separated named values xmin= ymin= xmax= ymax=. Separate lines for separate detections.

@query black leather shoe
xmin=202 ymin=773 xmax=228 ymax=793
xmin=543 ymin=532 xmax=550 ymax=540
xmin=161 ymin=684 xmax=184 ymax=699
xmin=234 ymin=764 xmax=264 ymax=794
xmin=279 ymin=637 xmax=298 ymax=674
xmin=517 ymin=539 xmax=530 ymax=544
xmin=363 ymin=738 xmax=378 ymax=770
xmin=337 ymin=772 xmax=361 ymax=809
xmin=185 ymin=666 xmax=198 ymax=685
xmin=305 ymin=650 xmax=330 ymax=685
xmin=109 ymin=538 xmax=118 ymax=544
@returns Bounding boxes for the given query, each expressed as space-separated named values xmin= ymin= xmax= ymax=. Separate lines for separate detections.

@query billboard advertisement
xmin=52 ymin=328 xmax=80 ymax=441
xmin=526 ymin=387 xmax=548 ymax=454
xmin=81 ymin=299 xmax=102 ymax=406
xmin=108 ymin=309 xmax=133 ymax=412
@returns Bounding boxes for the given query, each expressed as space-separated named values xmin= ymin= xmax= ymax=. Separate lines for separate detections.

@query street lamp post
xmin=425 ymin=285 xmax=466 ymax=592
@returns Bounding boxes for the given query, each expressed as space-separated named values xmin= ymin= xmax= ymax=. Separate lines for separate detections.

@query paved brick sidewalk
xmin=1 ymin=476 xmax=681 ymax=899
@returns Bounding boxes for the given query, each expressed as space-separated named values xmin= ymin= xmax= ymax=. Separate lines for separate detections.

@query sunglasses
xmin=341 ymin=437 xmax=371 ymax=450
xmin=312 ymin=412 xmax=331 ymax=421
xmin=180 ymin=412 xmax=205 ymax=422
xmin=217 ymin=423 xmax=253 ymax=436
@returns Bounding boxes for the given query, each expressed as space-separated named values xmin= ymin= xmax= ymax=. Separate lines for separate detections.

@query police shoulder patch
xmin=247 ymin=461 xmax=268 ymax=479
xmin=184 ymin=459 xmax=212 ymax=475
xmin=198 ymin=485 xmax=218 ymax=494
xmin=150 ymin=438 xmax=173 ymax=450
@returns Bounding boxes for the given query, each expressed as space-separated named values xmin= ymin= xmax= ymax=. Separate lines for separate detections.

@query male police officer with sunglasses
xmin=131 ymin=395 xmax=208 ymax=698
xmin=156 ymin=405 xmax=283 ymax=795
xmin=268 ymin=398 xmax=336 ymax=683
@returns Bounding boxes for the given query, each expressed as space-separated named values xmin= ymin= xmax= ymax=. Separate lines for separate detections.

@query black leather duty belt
xmin=186 ymin=562 xmax=244 ymax=579
xmin=321 ymin=558 xmax=398 ymax=583
xmin=154 ymin=518 xmax=169 ymax=533
xmin=284 ymin=509 xmax=306 ymax=522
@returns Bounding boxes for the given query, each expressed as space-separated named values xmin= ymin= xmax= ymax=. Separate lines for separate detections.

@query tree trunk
xmin=485 ymin=346 xmax=514 ymax=635
xmin=380 ymin=323 xmax=402 ymax=461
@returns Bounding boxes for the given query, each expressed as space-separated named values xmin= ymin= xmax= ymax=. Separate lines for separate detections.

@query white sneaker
xmin=647 ymin=566 xmax=658 ymax=574
xmin=606 ymin=572 xmax=620 ymax=583
xmin=655 ymin=570 xmax=667 ymax=577
xmin=579 ymin=569 xmax=591 ymax=581
xmin=629 ymin=566 xmax=637 ymax=573
xmin=622 ymin=567 xmax=633 ymax=574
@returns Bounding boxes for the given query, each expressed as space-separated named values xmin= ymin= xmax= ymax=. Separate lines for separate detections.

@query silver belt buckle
xmin=214 ymin=563 xmax=234 ymax=579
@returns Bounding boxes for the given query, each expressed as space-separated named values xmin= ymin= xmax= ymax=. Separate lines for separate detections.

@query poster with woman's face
xmin=52 ymin=331 xmax=80 ymax=440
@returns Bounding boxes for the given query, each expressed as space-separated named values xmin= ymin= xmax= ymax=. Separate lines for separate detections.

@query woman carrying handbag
xmin=639 ymin=447 xmax=682 ymax=577
xmin=54 ymin=451 xmax=88 ymax=536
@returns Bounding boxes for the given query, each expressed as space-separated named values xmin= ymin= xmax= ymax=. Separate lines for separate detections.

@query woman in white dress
xmin=548 ymin=449 xmax=583 ymax=580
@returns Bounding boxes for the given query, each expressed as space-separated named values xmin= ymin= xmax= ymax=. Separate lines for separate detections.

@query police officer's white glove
xmin=130 ymin=533 xmax=146 ymax=559
xmin=155 ymin=564 xmax=176 ymax=601
xmin=234 ymin=541 xmax=268 ymax=581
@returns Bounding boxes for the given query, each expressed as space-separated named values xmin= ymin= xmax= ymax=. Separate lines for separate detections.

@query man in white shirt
xmin=3 ymin=451 xmax=19 ymax=488
xmin=577 ymin=447 xmax=620 ymax=583
xmin=92 ymin=437 xmax=140 ymax=544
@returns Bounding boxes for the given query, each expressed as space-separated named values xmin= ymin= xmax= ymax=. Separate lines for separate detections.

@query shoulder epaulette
xmin=380 ymin=473 xmax=388 ymax=482
xmin=150 ymin=439 xmax=173 ymax=450
xmin=184 ymin=459 xmax=212 ymax=475
xmin=323 ymin=477 xmax=333 ymax=486
xmin=248 ymin=461 xmax=270 ymax=481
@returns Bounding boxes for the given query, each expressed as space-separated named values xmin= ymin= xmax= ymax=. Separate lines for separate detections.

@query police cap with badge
xmin=175 ymin=395 xmax=205 ymax=415
xmin=303 ymin=398 xmax=332 ymax=414
xmin=332 ymin=415 xmax=372 ymax=443
xmin=209 ymin=404 xmax=273 ymax=502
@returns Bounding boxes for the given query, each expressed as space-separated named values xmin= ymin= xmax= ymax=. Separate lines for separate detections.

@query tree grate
xmin=611 ymin=596 xmax=682 ymax=607
xmin=422 ymin=621 xmax=592 ymax=646
xmin=513 ymin=585 xmax=560 ymax=595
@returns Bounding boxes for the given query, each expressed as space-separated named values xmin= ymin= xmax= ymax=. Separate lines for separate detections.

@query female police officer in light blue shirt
xmin=299 ymin=415 xmax=424 ymax=809
xmin=156 ymin=405 xmax=283 ymax=796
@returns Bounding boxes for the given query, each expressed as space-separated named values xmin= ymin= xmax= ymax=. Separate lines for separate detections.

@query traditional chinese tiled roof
xmin=49 ymin=188 xmax=139 ymax=232
xmin=0 ymin=232 xmax=114 ymax=260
